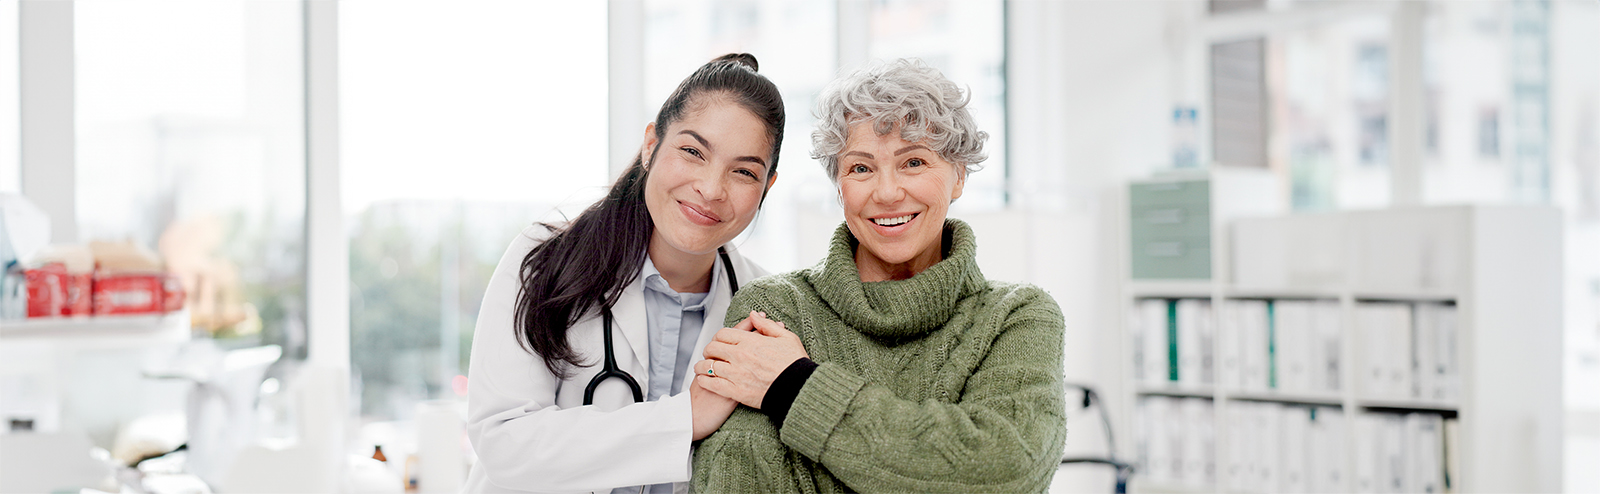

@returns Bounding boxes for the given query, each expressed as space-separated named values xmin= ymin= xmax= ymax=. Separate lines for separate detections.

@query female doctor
xmin=462 ymin=53 xmax=784 ymax=493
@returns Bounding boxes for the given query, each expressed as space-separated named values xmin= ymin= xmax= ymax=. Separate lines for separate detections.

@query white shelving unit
xmin=0 ymin=310 xmax=192 ymax=443
xmin=1114 ymin=205 xmax=1563 ymax=493
xmin=0 ymin=310 xmax=190 ymax=344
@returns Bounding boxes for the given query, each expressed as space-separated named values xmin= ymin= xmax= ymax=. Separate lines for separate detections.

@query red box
xmin=160 ymin=275 xmax=185 ymax=313
xmin=61 ymin=273 xmax=92 ymax=316
xmin=93 ymin=272 xmax=183 ymax=315
xmin=25 ymin=263 xmax=67 ymax=318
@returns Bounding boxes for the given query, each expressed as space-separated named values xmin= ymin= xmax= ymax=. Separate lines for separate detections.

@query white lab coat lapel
xmin=610 ymin=272 xmax=652 ymax=393
xmin=616 ymin=249 xmax=753 ymax=396
xmin=692 ymin=253 xmax=734 ymax=362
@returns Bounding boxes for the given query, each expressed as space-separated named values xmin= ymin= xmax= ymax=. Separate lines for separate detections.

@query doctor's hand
xmin=696 ymin=311 xmax=809 ymax=409
xmin=689 ymin=375 xmax=737 ymax=441
xmin=688 ymin=315 xmax=755 ymax=440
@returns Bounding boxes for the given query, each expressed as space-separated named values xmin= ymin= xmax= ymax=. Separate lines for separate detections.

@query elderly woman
xmin=688 ymin=59 xmax=1067 ymax=492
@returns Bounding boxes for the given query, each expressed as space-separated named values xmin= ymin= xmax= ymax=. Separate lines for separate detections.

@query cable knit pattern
xmin=693 ymin=219 xmax=1067 ymax=493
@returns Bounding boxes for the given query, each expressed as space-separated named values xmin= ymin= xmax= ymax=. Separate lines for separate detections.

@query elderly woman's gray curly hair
xmin=811 ymin=58 xmax=988 ymax=181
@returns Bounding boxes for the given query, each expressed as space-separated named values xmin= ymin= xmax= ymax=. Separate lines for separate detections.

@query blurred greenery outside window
xmin=347 ymin=203 xmax=548 ymax=417
xmin=340 ymin=0 xmax=608 ymax=421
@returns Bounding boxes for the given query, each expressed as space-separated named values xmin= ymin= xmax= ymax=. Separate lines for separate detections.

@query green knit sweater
xmin=693 ymin=219 xmax=1067 ymax=493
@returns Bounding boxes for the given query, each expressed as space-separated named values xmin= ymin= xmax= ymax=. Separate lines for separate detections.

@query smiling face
xmin=836 ymin=121 xmax=965 ymax=282
xmin=642 ymin=94 xmax=776 ymax=260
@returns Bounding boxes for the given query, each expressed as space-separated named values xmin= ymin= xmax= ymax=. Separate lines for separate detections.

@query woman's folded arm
xmin=779 ymin=297 xmax=1067 ymax=493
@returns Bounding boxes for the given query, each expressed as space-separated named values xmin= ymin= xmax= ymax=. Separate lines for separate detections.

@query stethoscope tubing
xmin=584 ymin=307 xmax=643 ymax=403
xmin=581 ymin=247 xmax=740 ymax=406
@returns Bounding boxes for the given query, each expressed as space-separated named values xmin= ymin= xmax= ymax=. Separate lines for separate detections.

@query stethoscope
xmin=582 ymin=247 xmax=740 ymax=406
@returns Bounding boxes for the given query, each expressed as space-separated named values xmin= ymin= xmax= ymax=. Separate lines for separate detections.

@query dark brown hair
xmin=513 ymin=54 xmax=785 ymax=377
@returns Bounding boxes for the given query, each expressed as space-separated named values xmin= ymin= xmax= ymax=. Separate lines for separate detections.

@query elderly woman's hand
xmin=688 ymin=315 xmax=757 ymax=440
xmin=695 ymin=311 xmax=808 ymax=409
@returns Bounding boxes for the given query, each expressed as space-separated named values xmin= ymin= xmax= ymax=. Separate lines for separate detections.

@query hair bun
xmin=714 ymin=53 xmax=759 ymax=72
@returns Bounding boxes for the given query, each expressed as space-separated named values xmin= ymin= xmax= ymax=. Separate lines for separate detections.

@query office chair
xmin=1059 ymin=383 xmax=1135 ymax=494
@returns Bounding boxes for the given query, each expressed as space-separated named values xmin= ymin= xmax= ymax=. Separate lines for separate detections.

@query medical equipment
xmin=582 ymin=247 xmax=740 ymax=406
xmin=144 ymin=342 xmax=283 ymax=486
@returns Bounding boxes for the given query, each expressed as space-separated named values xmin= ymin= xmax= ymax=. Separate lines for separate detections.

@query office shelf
xmin=1128 ymin=281 xmax=1213 ymax=298
xmin=1114 ymin=204 xmax=1563 ymax=493
xmin=1223 ymin=286 xmax=1341 ymax=300
xmin=1350 ymin=291 xmax=1458 ymax=303
xmin=1356 ymin=398 xmax=1460 ymax=413
xmin=1129 ymin=480 xmax=1216 ymax=494
xmin=1225 ymin=390 xmax=1344 ymax=407
xmin=0 ymin=310 xmax=189 ymax=344
xmin=1136 ymin=384 xmax=1216 ymax=399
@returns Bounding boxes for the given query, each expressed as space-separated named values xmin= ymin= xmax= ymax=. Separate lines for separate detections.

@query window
xmin=1352 ymin=40 xmax=1389 ymax=167
xmin=1272 ymin=15 xmax=1391 ymax=210
xmin=643 ymin=0 xmax=837 ymax=273
xmin=336 ymin=0 xmax=1000 ymax=422
xmin=639 ymin=0 xmax=1007 ymax=270
xmin=1417 ymin=0 xmax=1516 ymax=204
xmin=1 ymin=0 xmax=17 ymax=193
xmin=1477 ymin=107 xmax=1500 ymax=159
xmin=340 ymin=0 xmax=608 ymax=421
xmin=867 ymin=0 xmax=1007 ymax=212
xmin=1258 ymin=2 xmax=1600 ymax=446
xmin=75 ymin=0 xmax=307 ymax=353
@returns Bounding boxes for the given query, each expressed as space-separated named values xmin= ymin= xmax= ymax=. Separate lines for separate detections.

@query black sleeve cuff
xmin=759 ymin=357 xmax=818 ymax=428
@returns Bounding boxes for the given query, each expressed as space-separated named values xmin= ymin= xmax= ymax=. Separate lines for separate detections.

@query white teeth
xmin=871 ymin=214 xmax=915 ymax=227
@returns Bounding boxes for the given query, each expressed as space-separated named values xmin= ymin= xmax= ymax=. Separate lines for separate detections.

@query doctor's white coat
xmin=462 ymin=225 xmax=768 ymax=494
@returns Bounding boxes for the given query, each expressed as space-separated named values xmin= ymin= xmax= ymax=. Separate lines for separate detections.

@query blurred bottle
xmin=1173 ymin=105 xmax=1200 ymax=169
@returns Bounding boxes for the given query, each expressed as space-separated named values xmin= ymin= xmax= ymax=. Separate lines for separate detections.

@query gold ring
xmin=706 ymin=365 xmax=716 ymax=377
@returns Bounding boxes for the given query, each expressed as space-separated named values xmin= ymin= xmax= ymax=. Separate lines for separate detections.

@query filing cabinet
xmin=1127 ymin=168 xmax=1280 ymax=280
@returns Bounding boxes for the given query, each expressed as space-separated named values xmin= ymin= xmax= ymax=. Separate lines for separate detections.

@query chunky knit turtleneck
xmin=808 ymin=219 xmax=988 ymax=339
xmin=694 ymin=219 xmax=1067 ymax=493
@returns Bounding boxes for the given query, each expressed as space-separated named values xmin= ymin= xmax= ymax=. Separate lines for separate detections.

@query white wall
xmin=1012 ymin=1 xmax=1177 ymax=489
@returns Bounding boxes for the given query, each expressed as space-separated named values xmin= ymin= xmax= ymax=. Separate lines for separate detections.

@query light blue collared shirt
xmin=639 ymin=255 xmax=711 ymax=401
xmin=616 ymin=255 xmax=715 ymax=494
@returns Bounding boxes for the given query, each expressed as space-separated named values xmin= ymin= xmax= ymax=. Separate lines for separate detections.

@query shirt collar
xmin=641 ymin=253 xmax=715 ymax=310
